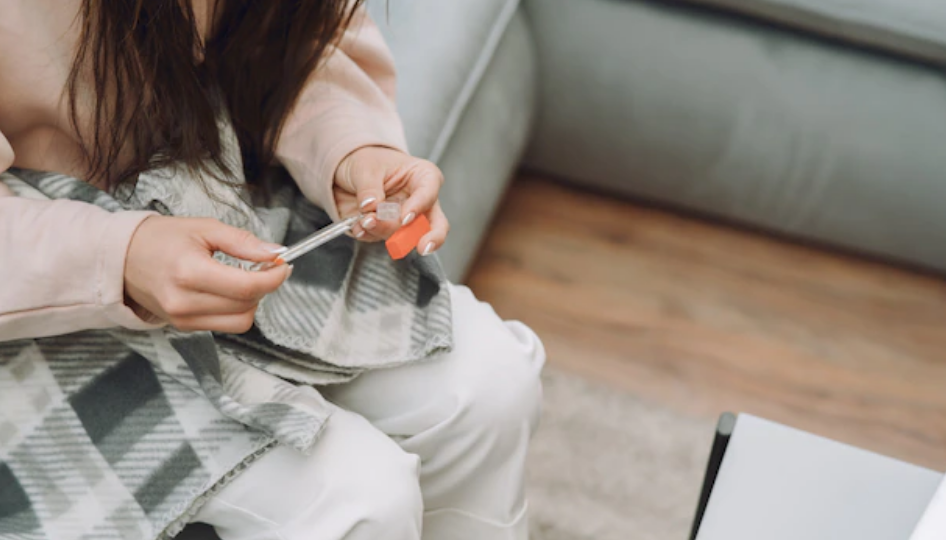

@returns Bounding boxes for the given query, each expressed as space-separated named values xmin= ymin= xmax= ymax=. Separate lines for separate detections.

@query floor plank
xmin=467 ymin=175 xmax=946 ymax=470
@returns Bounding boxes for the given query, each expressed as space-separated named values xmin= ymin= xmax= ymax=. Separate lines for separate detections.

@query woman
xmin=0 ymin=2 xmax=544 ymax=540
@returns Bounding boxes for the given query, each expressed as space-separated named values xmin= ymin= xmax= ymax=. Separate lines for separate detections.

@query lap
xmin=193 ymin=284 xmax=544 ymax=537
xmin=319 ymin=284 xmax=545 ymax=437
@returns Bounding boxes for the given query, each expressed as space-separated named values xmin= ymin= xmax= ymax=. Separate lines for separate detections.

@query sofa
xmin=177 ymin=0 xmax=946 ymax=536
xmin=364 ymin=0 xmax=946 ymax=282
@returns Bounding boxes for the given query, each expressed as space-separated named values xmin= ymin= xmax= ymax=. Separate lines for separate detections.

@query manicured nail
xmin=401 ymin=212 xmax=416 ymax=226
xmin=355 ymin=230 xmax=366 ymax=239
xmin=362 ymin=216 xmax=377 ymax=230
xmin=359 ymin=197 xmax=377 ymax=209
xmin=262 ymin=243 xmax=288 ymax=254
xmin=422 ymin=242 xmax=436 ymax=256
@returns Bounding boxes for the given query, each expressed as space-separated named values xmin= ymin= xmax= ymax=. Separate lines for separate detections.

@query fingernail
xmin=359 ymin=197 xmax=377 ymax=209
xmin=401 ymin=212 xmax=416 ymax=226
xmin=422 ymin=242 xmax=436 ymax=256
xmin=355 ymin=230 xmax=366 ymax=239
xmin=262 ymin=243 xmax=288 ymax=254
xmin=362 ymin=216 xmax=377 ymax=230
xmin=287 ymin=264 xmax=294 ymax=276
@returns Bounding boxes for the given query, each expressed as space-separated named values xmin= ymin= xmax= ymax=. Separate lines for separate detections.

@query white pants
xmin=193 ymin=285 xmax=546 ymax=540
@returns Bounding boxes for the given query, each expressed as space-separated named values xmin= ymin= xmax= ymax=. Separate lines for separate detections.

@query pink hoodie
xmin=0 ymin=2 xmax=408 ymax=341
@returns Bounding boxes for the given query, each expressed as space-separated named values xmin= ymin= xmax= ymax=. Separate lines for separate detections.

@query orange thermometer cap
xmin=386 ymin=214 xmax=431 ymax=260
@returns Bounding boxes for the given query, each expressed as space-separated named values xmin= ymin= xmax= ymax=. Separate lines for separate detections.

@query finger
xmin=172 ymin=309 xmax=259 ymax=334
xmin=360 ymin=212 xmax=379 ymax=233
xmin=349 ymin=222 xmax=367 ymax=239
xmin=418 ymin=202 xmax=449 ymax=256
xmin=348 ymin=222 xmax=384 ymax=243
xmin=197 ymin=219 xmax=286 ymax=263
xmin=335 ymin=193 xmax=361 ymax=220
xmin=186 ymin=259 xmax=292 ymax=301
xmin=162 ymin=291 xmax=258 ymax=320
xmin=360 ymin=211 xmax=400 ymax=240
xmin=399 ymin=163 xmax=442 ymax=226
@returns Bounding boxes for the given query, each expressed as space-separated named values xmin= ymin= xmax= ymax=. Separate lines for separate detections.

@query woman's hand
xmin=124 ymin=216 xmax=291 ymax=333
xmin=334 ymin=146 xmax=449 ymax=256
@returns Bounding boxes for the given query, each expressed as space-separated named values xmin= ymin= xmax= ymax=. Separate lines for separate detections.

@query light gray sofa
xmin=363 ymin=0 xmax=536 ymax=281
xmin=369 ymin=0 xmax=946 ymax=281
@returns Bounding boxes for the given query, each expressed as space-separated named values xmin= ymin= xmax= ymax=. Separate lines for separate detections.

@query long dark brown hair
xmin=68 ymin=0 xmax=362 ymax=189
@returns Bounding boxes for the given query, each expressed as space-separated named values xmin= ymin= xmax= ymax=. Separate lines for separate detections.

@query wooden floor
xmin=467 ymin=175 xmax=946 ymax=471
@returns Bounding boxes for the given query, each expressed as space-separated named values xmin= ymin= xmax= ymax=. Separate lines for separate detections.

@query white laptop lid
xmin=696 ymin=415 xmax=941 ymax=540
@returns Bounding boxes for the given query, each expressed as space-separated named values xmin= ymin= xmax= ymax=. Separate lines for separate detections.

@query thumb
xmin=197 ymin=219 xmax=286 ymax=263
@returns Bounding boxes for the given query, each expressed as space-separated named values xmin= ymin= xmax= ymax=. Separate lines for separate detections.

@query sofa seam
xmin=427 ymin=0 xmax=523 ymax=163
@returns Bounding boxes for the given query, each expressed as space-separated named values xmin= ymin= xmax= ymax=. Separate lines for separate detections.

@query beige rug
xmin=528 ymin=368 xmax=716 ymax=540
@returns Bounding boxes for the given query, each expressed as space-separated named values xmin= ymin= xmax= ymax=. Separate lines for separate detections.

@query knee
xmin=347 ymin=454 xmax=422 ymax=534
xmin=305 ymin=411 xmax=423 ymax=537
xmin=332 ymin=427 xmax=423 ymax=534
xmin=452 ymin=320 xmax=545 ymax=443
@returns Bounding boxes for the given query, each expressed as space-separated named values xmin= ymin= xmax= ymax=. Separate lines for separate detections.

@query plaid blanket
xmin=0 ymin=127 xmax=453 ymax=539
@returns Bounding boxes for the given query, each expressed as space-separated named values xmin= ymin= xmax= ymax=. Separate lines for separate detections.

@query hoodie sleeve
xmin=0 ymin=129 xmax=162 ymax=341
xmin=276 ymin=6 xmax=408 ymax=221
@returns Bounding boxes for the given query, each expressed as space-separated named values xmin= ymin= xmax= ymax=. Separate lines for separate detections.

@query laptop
xmin=909 ymin=475 xmax=946 ymax=539
xmin=694 ymin=414 xmax=942 ymax=540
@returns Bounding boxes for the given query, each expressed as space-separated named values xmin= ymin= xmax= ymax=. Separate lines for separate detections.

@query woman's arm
xmin=0 ymin=198 xmax=161 ymax=341
xmin=276 ymin=6 xmax=408 ymax=221
xmin=0 ymin=129 xmax=160 ymax=341
xmin=0 ymin=127 xmax=293 ymax=342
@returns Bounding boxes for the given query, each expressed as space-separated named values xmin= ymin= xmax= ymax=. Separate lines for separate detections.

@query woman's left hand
xmin=334 ymin=146 xmax=449 ymax=256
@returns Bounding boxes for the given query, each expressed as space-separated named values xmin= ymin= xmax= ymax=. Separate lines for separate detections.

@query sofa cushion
xmin=679 ymin=0 xmax=946 ymax=65
xmin=524 ymin=0 xmax=946 ymax=273
xmin=364 ymin=0 xmax=522 ymax=161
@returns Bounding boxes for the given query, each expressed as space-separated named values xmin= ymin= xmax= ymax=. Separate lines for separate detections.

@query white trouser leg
xmin=321 ymin=284 xmax=546 ymax=540
xmin=193 ymin=408 xmax=423 ymax=540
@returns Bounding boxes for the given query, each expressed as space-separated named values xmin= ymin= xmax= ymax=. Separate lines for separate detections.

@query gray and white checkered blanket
xmin=0 ymin=131 xmax=453 ymax=539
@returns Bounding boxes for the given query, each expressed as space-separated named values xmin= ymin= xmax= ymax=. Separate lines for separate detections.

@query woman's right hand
xmin=124 ymin=216 xmax=291 ymax=333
